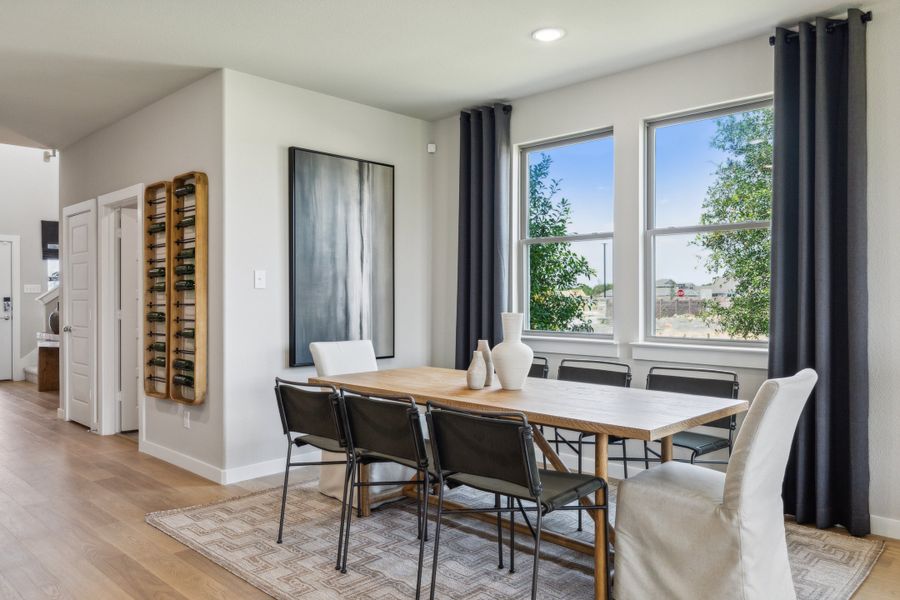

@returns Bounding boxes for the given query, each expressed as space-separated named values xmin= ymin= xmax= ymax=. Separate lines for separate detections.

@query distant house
xmin=656 ymin=279 xmax=700 ymax=298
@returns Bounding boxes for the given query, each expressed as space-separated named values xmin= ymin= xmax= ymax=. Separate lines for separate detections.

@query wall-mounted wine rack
xmin=143 ymin=181 xmax=172 ymax=399
xmin=141 ymin=172 xmax=208 ymax=405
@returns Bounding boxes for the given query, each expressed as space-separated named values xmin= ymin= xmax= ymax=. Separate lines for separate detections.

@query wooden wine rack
xmin=167 ymin=172 xmax=208 ymax=405
xmin=143 ymin=181 xmax=172 ymax=399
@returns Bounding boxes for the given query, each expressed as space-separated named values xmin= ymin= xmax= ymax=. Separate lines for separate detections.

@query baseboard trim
xmin=140 ymin=439 xmax=224 ymax=483
xmin=871 ymin=514 xmax=900 ymax=540
xmin=221 ymin=447 xmax=321 ymax=485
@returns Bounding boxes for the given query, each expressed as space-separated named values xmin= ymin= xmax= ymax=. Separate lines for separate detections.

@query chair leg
xmin=577 ymin=438 xmax=583 ymax=532
xmin=428 ymin=484 xmax=445 ymax=600
xmin=530 ymin=509 xmax=543 ymax=600
xmin=643 ymin=441 xmax=650 ymax=470
xmin=539 ymin=426 xmax=547 ymax=469
xmin=416 ymin=470 xmax=423 ymax=540
xmin=335 ymin=457 xmax=353 ymax=570
xmin=415 ymin=472 xmax=429 ymax=600
xmin=622 ymin=441 xmax=629 ymax=479
xmin=508 ymin=496 xmax=516 ymax=574
xmin=495 ymin=493 xmax=504 ymax=569
xmin=340 ymin=459 xmax=357 ymax=574
xmin=276 ymin=441 xmax=292 ymax=544
xmin=356 ymin=462 xmax=363 ymax=518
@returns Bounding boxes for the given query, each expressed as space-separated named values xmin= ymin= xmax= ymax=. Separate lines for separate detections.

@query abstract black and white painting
xmin=289 ymin=147 xmax=395 ymax=367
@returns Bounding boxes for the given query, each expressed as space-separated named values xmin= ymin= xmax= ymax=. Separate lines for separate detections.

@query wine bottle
xmin=147 ymin=312 xmax=166 ymax=322
xmin=172 ymin=359 xmax=194 ymax=371
xmin=174 ymin=264 xmax=194 ymax=276
xmin=147 ymin=357 xmax=166 ymax=367
xmin=173 ymin=374 xmax=194 ymax=387
xmin=148 ymin=341 xmax=166 ymax=352
xmin=148 ymin=282 xmax=166 ymax=293
xmin=174 ymin=183 xmax=195 ymax=197
xmin=176 ymin=247 xmax=195 ymax=260
xmin=176 ymin=216 xmax=195 ymax=229
xmin=175 ymin=279 xmax=195 ymax=291
xmin=176 ymin=328 xmax=195 ymax=339
xmin=147 ymin=267 xmax=165 ymax=278
xmin=147 ymin=222 xmax=166 ymax=234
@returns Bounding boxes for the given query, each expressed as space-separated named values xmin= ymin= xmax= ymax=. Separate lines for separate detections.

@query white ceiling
xmin=0 ymin=0 xmax=874 ymax=149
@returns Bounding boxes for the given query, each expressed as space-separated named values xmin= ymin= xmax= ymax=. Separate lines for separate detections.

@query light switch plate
xmin=254 ymin=270 xmax=266 ymax=289
xmin=23 ymin=284 xmax=41 ymax=294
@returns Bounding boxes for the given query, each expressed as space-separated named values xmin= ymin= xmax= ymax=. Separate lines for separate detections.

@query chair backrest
xmin=426 ymin=402 xmax=542 ymax=498
xmin=646 ymin=366 xmax=740 ymax=429
xmin=558 ymin=359 xmax=632 ymax=387
xmin=340 ymin=388 xmax=428 ymax=469
xmin=274 ymin=378 xmax=344 ymax=444
xmin=723 ymin=369 xmax=817 ymax=515
xmin=528 ymin=356 xmax=549 ymax=379
xmin=309 ymin=340 xmax=378 ymax=377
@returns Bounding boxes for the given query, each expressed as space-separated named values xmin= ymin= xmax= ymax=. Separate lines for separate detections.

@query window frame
xmin=518 ymin=127 xmax=615 ymax=339
xmin=644 ymin=98 xmax=773 ymax=347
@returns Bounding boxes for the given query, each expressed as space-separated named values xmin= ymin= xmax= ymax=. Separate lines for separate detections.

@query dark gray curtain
xmin=770 ymin=9 xmax=870 ymax=536
xmin=455 ymin=104 xmax=512 ymax=369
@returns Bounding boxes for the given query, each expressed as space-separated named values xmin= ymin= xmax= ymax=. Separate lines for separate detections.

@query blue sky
xmin=527 ymin=115 xmax=733 ymax=286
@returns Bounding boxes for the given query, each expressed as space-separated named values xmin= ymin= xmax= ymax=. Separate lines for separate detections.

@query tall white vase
xmin=466 ymin=351 xmax=487 ymax=390
xmin=492 ymin=313 xmax=533 ymax=391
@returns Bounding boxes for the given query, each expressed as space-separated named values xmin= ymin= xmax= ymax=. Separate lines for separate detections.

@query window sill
xmin=523 ymin=335 xmax=620 ymax=359
xmin=630 ymin=341 xmax=768 ymax=370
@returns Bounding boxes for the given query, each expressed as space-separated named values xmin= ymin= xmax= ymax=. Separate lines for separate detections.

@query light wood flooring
xmin=0 ymin=380 xmax=896 ymax=599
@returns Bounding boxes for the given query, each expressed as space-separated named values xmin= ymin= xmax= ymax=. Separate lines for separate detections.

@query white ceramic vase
xmin=476 ymin=339 xmax=494 ymax=386
xmin=466 ymin=351 xmax=487 ymax=390
xmin=491 ymin=313 xmax=533 ymax=391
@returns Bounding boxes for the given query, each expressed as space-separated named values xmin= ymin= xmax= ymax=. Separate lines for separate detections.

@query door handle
xmin=62 ymin=325 xmax=72 ymax=332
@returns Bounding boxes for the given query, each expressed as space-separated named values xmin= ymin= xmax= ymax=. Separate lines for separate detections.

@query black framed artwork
xmin=288 ymin=147 xmax=395 ymax=367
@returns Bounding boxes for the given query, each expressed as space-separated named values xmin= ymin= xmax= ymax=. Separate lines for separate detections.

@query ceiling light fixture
xmin=532 ymin=27 xmax=566 ymax=43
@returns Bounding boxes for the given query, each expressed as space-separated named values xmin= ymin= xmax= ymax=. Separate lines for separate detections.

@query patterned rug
xmin=146 ymin=481 xmax=882 ymax=599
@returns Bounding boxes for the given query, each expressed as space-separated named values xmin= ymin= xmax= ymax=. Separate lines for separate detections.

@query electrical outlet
xmin=254 ymin=269 xmax=266 ymax=289
xmin=183 ymin=410 xmax=190 ymax=429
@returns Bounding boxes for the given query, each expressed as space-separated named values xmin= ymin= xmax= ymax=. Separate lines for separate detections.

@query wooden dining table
xmin=310 ymin=366 xmax=749 ymax=600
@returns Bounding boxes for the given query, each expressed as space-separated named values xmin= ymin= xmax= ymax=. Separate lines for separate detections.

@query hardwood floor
xmin=0 ymin=380 xmax=896 ymax=598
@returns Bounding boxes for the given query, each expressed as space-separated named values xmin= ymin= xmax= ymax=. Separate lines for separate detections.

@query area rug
xmin=146 ymin=481 xmax=882 ymax=599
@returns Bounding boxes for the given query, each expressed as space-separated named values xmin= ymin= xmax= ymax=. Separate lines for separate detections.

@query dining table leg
xmin=594 ymin=434 xmax=609 ymax=600
xmin=660 ymin=436 xmax=674 ymax=463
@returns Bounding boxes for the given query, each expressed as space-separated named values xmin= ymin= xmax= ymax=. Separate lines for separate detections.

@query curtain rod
xmin=768 ymin=10 xmax=872 ymax=46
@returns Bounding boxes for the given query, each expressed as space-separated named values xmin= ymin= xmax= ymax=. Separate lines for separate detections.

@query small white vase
xmin=492 ymin=313 xmax=533 ymax=391
xmin=476 ymin=339 xmax=494 ymax=386
xmin=466 ymin=351 xmax=487 ymax=390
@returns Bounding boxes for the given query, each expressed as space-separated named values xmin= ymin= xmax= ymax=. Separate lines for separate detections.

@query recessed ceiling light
xmin=532 ymin=27 xmax=566 ymax=43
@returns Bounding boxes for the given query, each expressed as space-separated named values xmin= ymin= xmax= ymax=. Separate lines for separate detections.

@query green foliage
xmin=694 ymin=108 xmax=773 ymax=339
xmin=528 ymin=154 xmax=596 ymax=332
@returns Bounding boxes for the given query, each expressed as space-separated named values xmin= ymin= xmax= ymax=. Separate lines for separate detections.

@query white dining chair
xmin=614 ymin=368 xmax=818 ymax=600
xmin=309 ymin=340 xmax=413 ymax=506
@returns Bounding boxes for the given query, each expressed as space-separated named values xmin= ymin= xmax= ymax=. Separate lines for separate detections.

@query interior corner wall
xmin=58 ymin=71 xmax=225 ymax=474
xmin=221 ymin=70 xmax=432 ymax=480
xmin=0 ymin=143 xmax=59 ymax=368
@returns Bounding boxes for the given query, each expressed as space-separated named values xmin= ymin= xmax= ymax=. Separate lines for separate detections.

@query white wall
xmin=60 ymin=71 xmax=226 ymax=474
xmin=221 ymin=70 xmax=432 ymax=480
xmin=865 ymin=0 xmax=900 ymax=539
xmin=0 ymin=143 xmax=59 ymax=374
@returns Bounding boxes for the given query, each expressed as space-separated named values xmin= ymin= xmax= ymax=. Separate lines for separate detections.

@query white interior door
xmin=119 ymin=208 xmax=139 ymax=431
xmin=63 ymin=203 xmax=96 ymax=427
xmin=0 ymin=241 xmax=12 ymax=380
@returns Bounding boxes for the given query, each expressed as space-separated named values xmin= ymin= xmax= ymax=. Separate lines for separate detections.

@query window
xmin=520 ymin=131 xmax=614 ymax=336
xmin=646 ymin=101 xmax=772 ymax=343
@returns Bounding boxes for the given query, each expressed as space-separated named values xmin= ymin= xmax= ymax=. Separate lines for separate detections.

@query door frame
xmin=98 ymin=184 xmax=144 ymax=437
xmin=61 ymin=199 xmax=97 ymax=426
xmin=0 ymin=234 xmax=22 ymax=380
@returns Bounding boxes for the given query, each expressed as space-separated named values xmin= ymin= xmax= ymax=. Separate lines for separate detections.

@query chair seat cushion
xmin=673 ymin=431 xmax=731 ymax=456
xmin=294 ymin=434 xmax=343 ymax=453
xmin=448 ymin=468 xmax=606 ymax=512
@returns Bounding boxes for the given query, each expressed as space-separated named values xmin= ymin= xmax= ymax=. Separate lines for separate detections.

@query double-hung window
xmin=520 ymin=130 xmax=614 ymax=336
xmin=646 ymin=100 xmax=773 ymax=343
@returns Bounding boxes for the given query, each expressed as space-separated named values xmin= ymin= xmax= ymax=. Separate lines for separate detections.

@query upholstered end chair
xmin=614 ymin=369 xmax=818 ymax=600
xmin=309 ymin=340 xmax=414 ymax=505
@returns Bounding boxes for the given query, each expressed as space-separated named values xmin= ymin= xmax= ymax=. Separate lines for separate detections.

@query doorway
xmin=117 ymin=207 xmax=139 ymax=432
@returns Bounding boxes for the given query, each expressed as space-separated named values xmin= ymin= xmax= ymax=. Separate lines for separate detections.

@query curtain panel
xmin=769 ymin=8 xmax=870 ymax=536
xmin=455 ymin=104 xmax=512 ymax=369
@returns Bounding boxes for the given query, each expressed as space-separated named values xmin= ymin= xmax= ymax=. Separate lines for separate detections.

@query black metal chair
xmin=644 ymin=367 xmax=740 ymax=466
xmin=555 ymin=359 xmax=632 ymax=531
xmin=425 ymin=401 xmax=610 ymax=600
xmin=337 ymin=388 xmax=434 ymax=598
xmin=273 ymin=378 xmax=360 ymax=569
xmin=528 ymin=356 xmax=549 ymax=378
